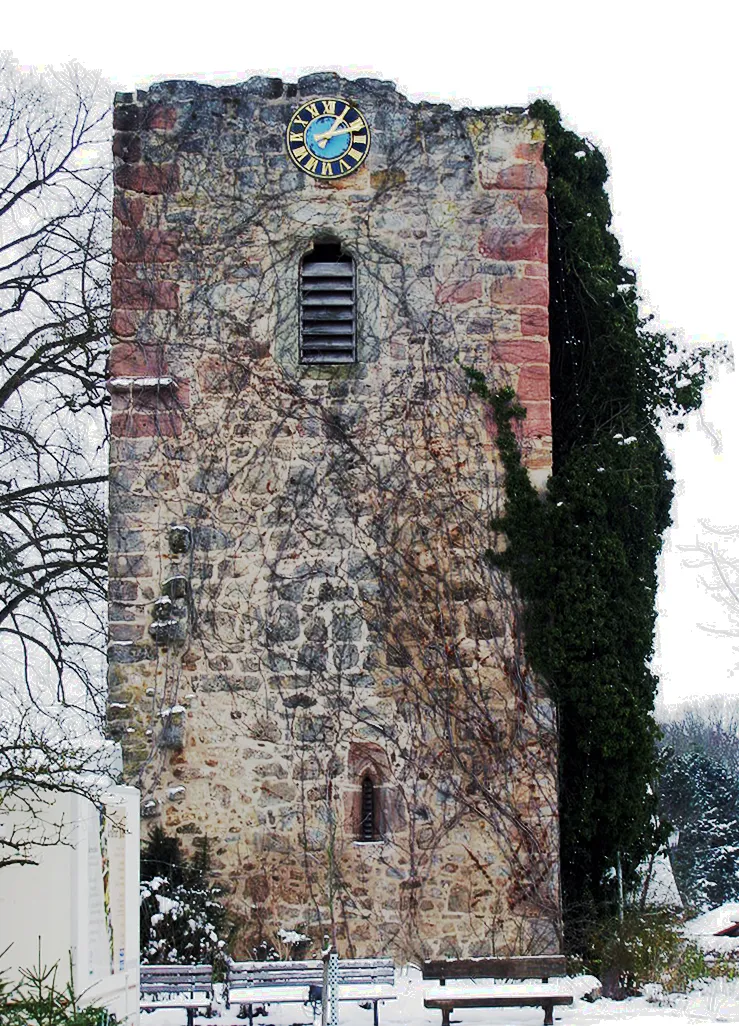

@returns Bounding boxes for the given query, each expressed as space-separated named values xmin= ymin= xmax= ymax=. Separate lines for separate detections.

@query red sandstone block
xmin=436 ymin=279 xmax=482 ymax=304
xmin=111 ymin=411 xmax=182 ymax=438
xmin=113 ymin=132 xmax=141 ymax=163
xmin=521 ymin=401 xmax=552 ymax=436
xmin=110 ymin=310 xmax=140 ymax=339
xmin=113 ymin=195 xmax=145 ymax=228
xmin=490 ymin=277 xmax=549 ymax=307
xmin=493 ymin=340 xmax=550 ymax=364
xmin=112 ymin=278 xmax=179 ymax=310
xmin=518 ymin=191 xmax=548 ymax=225
xmin=479 ymin=225 xmax=547 ymax=262
xmin=524 ymin=262 xmax=548 ymax=278
xmin=514 ymin=142 xmax=544 ymax=161
xmin=114 ymin=162 xmax=179 ymax=195
xmin=521 ymin=306 xmax=549 ymax=338
xmin=526 ymin=450 xmax=552 ymax=470
xmin=496 ymin=163 xmax=547 ymax=190
xmin=109 ymin=342 xmax=166 ymax=377
xmin=109 ymin=623 xmax=145 ymax=642
xmin=145 ymin=104 xmax=178 ymax=131
xmin=119 ymin=379 xmax=191 ymax=411
xmin=517 ymin=363 xmax=551 ymax=402
xmin=112 ymin=229 xmax=180 ymax=264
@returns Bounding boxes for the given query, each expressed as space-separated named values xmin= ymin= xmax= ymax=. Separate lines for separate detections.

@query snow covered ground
xmin=139 ymin=968 xmax=739 ymax=1026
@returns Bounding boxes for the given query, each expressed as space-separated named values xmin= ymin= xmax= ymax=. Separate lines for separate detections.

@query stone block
xmin=495 ymin=163 xmax=547 ymax=190
xmin=145 ymin=104 xmax=178 ymax=131
xmin=520 ymin=306 xmax=549 ymax=338
xmin=112 ymin=229 xmax=180 ymax=263
xmin=436 ymin=279 xmax=482 ymax=304
xmin=517 ymin=364 xmax=550 ymax=402
xmin=111 ymin=277 xmax=179 ymax=310
xmin=110 ymin=411 xmax=183 ymax=438
xmin=115 ymin=162 xmax=180 ymax=195
xmin=490 ymin=276 xmax=548 ymax=307
xmin=479 ymin=225 xmax=547 ymax=262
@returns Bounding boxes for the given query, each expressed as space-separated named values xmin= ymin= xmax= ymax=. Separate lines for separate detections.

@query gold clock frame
xmin=286 ymin=97 xmax=371 ymax=180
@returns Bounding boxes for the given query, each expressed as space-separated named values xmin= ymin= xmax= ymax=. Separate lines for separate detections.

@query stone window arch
xmin=345 ymin=741 xmax=402 ymax=843
xmin=300 ymin=240 xmax=355 ymax=364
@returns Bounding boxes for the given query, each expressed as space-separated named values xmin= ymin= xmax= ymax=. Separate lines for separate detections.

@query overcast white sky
xmin=5 ymin=0 xmax=736 ymax=708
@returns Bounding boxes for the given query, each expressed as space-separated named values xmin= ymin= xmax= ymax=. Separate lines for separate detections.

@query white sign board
xmin=0 ymin=784 xmax=140 ymax=1024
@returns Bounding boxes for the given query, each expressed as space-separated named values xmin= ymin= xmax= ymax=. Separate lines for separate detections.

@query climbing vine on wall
xmin=108 ymin=77 xmax=564 ymax=961
xmin=472 ymin=99 xmax=723 ymax=949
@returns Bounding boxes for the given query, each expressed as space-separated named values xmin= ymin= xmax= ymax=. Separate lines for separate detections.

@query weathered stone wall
xmin=108 ymin=72 xmax=560 ymax=960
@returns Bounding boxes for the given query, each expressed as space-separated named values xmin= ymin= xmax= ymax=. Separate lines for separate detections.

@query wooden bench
xmin=423 ymin=955 xmax=573 ymax=1026
xmin=140 ymin=964 xmax=214 ymax=1026
xmin=226 ymin=957 xmax=395 ymax=1025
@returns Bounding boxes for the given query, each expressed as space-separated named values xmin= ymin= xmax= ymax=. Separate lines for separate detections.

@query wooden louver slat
xmin=300 ymin=245 xmax=356 ymax=364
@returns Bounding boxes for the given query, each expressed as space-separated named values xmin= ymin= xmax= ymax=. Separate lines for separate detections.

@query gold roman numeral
xmin=338 ymin=158 xmax=351 ymax=173
xmin=289 ymin=131 xmax=304 ymax=142
xmin=352 ymin=134 xmax=367 ymax=145
xmin=292 ymin=145 xmax=309 ymax=161
xmin=304 ymin=155 xmax=319 ymax=172
xmin=321 ymin=162 xmax=335 ymax=176
xmin=292 ymin=114 xmax=308 ymax=127
xmin=322 ymin=99 xmax=336 ymax=115
xmin=305 ymin=102 xmax=321 ymax=118
xmin=347 ymin=147 xmax=362 ymax=161
xmin=347 ymin=119 xmax=364 ymax=132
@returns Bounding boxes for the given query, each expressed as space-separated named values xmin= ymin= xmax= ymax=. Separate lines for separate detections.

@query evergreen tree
xmin=659 ymin=710 xmax=739 ymax=909
xmin=140 ymin=827 xmax=229 ymax=966
xmin=660 ymin=747 xmax=739 ymax=909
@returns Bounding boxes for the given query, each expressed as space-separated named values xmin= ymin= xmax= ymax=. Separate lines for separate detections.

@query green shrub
xmin=585 ymin=906 xmax=710 ymax=996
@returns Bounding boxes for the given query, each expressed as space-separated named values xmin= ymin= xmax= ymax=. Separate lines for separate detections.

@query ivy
xmin=470 ymin=100 xmax=722 ymax=952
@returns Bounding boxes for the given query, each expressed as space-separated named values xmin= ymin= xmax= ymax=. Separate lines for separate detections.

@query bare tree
xmin=0 ymin=55 xmax=111 ymax=865
xmin=0 ymin=701 xmax=115 ymax=869
xmin=0 ymin=55 xmax=110 ymax=711
xmin=680 ymin=518 xmax=739 ymax=672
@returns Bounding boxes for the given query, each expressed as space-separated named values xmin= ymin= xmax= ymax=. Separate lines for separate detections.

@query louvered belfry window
xmin=300 ymin=242 xmax=356 ymax=364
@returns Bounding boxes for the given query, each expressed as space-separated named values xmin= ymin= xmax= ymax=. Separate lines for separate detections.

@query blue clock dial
xmin=286 ymin=98 xmax=370 ymax=180
xmin=306 ymin=116 xmax=351 ymax=159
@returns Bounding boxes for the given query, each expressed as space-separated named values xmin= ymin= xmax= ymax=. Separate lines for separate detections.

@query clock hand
xmin=314 ymin=114 xmax=352 ymax=147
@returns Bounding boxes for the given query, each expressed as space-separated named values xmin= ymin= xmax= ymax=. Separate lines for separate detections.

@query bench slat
xmin=228 ymin=986 xmax=310 ymax=1005
xmin=140 ymin=1000 xmax=212 ymax=1009
xmin=422 ymin=956 xmax=567 ymax=981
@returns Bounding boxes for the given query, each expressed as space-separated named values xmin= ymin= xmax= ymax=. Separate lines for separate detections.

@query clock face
xmin=286 ymin=97 xmax=370 ymax=180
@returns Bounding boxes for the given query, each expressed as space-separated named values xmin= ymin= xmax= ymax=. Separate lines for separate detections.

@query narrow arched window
xmin=360 ymin=774 xmax=377 ymax=841
xmin=300 ymin=241 xmax=355 ymax=364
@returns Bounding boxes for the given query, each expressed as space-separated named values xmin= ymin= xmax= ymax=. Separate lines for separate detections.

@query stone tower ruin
xmin=108 ymin=72 xmax=560 ymax=959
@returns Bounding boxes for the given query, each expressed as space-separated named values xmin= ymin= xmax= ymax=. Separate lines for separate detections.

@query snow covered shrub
xmin=249 ymin=929 xmax=312 ymax=962
xmin=588 ymin=906 xmax=709 ymax=997
xmin=275 ymin=928 xmax=312 ymax=960
xmin=140 ymin=827 xmax=229 ymax=970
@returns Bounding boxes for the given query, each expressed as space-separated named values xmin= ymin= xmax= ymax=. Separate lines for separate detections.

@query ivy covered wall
xmin=475 ymin=99 xmax=719 ymax=948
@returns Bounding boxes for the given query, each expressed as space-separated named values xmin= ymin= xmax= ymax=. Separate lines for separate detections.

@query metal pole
xmin=321 ymin=934 xmax=332 ymax=1026
xmin=328 ymin=951 xmax=339 ymax=1026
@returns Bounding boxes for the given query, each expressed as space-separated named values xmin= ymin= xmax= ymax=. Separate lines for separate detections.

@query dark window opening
xmin=360 ymin=774 xmax=377 ymax=841
xmin=300 ymin=241 xmax=356 ymax=364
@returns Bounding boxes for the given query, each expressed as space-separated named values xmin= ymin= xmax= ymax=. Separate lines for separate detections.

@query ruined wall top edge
xmin=114 ymin=72 xmax=532 ymax=122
